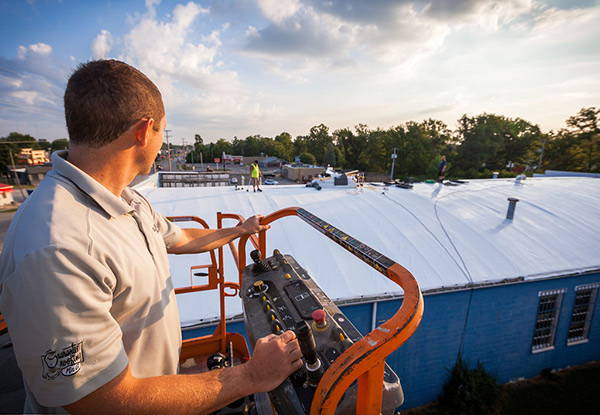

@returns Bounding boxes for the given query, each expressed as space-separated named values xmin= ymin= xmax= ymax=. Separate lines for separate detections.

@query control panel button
xmin=266 ymin=310 xmax=277 ymax=322
xmin=253 ymin=280 xmax=265 ymax=293
xmin=312 ymin=309 xmax=327 ymax=328
xmin=272 ymin=320 xmax=283 ymax=334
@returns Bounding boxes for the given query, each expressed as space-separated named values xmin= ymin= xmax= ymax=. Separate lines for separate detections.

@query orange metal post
xmin=356 ymin=360 xmax=386 ymax=414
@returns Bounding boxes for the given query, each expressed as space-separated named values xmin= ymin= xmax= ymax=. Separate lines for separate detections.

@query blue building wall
xmin=380 ymin=271 xmax=600 ymax=408
xmin=181 ymin=272 xmax=600 ymax=410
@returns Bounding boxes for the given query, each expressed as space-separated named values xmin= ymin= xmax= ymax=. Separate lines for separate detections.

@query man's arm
xmin=65 ymin=331 xmax=302 ymax=415
xmin=167 ymin=215 xmax=269 ymax=255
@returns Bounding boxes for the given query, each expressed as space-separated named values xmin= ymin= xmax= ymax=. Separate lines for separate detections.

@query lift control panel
xmin=242 ymin=250 xmax=404 ymax=415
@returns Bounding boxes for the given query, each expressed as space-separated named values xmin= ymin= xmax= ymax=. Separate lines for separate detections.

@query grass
xmin=403 ymin=362 xmax=600 ymax=415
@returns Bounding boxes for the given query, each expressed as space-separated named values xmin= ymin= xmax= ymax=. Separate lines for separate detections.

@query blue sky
xmin=1 ymin=0 xmax=599 ymax=145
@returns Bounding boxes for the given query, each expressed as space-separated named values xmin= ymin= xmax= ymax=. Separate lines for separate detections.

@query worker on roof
xmin=0 ymin=59 xmax=302 ymax=414
xmin=438 ymin=155 xmax=447 ymax=183
xmin=250 ymin=160 xmax=262 ymax=192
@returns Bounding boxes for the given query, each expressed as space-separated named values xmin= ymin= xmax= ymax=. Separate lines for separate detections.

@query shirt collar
xmin=51 ymin=150 xmax=134 ymax=218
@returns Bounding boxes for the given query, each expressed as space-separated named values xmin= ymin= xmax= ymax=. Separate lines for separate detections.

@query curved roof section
xmin=139 ymin=177 xmax=600 ymax=326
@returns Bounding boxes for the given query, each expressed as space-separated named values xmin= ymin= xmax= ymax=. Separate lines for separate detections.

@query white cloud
xmin=92 ymin=29 xmax=113 ymax=59
xmin=257 ymin=0 xmax=302 ymax=25
xmin=17 ymin=42 xmax=52 ymax=59
xmin=242 ymin=0 xmax=542 ymax=78
xmin=117 ymin=1 xmax=281 ymax=139
xmin=29 ymin=42 xmax=52 ymax=55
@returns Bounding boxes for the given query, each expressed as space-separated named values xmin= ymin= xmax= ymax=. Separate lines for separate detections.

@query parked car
xmin=264 ymin=179 xmax=278 ymax=185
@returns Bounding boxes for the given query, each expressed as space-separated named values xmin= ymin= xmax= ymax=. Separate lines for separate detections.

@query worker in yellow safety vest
xmin=250 ymin=160 xmax=262 ymax=192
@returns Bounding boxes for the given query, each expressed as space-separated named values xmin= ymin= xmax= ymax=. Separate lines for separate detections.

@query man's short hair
xmin=64 ymin=59 xmax=165 ymax=148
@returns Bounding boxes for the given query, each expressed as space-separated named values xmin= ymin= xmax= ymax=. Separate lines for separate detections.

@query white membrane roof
xmin=138 ymin=177 xmax=600 ymax=327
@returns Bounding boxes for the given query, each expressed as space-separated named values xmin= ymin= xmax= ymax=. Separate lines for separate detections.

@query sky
xmin=0 ymin=0 xmax=599 ymax=146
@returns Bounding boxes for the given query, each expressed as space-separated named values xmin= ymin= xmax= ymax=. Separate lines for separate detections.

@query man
xmin=0 ymin=60 xmax=302 ymax=414
xmin=438 ymin=155 xmax=447 ymax=183
xmin=250 ymin=160 xmax=262 ymax=192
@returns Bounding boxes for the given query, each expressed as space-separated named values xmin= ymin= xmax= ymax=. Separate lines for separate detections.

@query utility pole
xmin=538 ymin=139 xmax=546 ymax=171
xmin=390 ymin=147 xmax=397 ymax=180
xmin=164 ymin=129 xmax=172 ymax=171
xmin=9 ymin=149 xmax=26 ymax=199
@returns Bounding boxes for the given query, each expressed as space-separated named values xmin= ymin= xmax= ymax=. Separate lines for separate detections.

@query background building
xmin=281 ymin=163 xmax=324 ymax=182
xmin=135 ymin=176 xmax=600 ymax=409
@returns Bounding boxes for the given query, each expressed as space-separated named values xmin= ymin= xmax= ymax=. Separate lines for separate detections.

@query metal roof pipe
xmin=506 ymin=197 xmax=520 ymax=220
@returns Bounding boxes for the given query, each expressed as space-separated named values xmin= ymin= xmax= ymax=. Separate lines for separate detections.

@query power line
xmin=0 ymin=65 xmax=23 ymax=78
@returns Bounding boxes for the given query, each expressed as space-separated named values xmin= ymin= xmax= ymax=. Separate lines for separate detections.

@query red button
xmin=312 ymin=309 xmax=326 ymax=324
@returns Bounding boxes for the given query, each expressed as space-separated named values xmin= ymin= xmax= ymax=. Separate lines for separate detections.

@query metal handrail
xmin=236 ymin=207 xmax=424 ymax=414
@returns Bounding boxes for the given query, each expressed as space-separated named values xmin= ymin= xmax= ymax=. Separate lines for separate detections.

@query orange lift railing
xmin=168 ymin=215 xmax=255 ymax=370
xmin=171 ymin=207 xmax=423 ymax=414
xmin=236 ymin=207 xmax=424 ymax=415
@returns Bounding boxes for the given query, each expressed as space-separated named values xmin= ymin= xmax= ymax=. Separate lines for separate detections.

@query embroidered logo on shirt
xmin=41 ymin=342 xmax=84 ymax=380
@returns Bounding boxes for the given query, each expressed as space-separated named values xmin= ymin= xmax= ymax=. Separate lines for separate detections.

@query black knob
xmin=250 ymin=249 xmax=262 ymax=263
xmin=250 ymin=250 xmax=270 ymax=274
xmin=252 ymin=280 xmax=265 ymax=293
xmin=207 ymin=353 xmax=227 ymax=370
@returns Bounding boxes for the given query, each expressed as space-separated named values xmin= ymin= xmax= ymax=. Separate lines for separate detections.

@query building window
xmin=531 ymin=289 xmax=565 ymax=353
xmin=567 ymin=284 xmax=599 ymax=345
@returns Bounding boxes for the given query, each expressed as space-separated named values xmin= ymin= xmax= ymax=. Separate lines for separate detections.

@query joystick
xmin=250 ymin=249 xmax=270 ymax=274
xmin=296 ymin=321 xmax=324 ymax=387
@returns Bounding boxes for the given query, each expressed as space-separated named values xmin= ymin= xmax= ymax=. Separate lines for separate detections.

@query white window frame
xmin=531 ymin=289 xmax=565 ymax=353
xmin=567 ymin=283 xmax=599 ymax=346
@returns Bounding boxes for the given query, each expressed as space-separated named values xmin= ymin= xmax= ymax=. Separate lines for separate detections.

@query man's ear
xmin=135 ymin=118 xmax=155 ymax=147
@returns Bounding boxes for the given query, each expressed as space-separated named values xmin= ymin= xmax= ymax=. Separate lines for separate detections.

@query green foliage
xmin=5 ymin=107 xmax=594 ymax=178
xmin=439 ymin=355 xmax=500 ymax=414
xmin=544 ymin=107 xmax=599 ymax=172
xmin=51 ymin=139 xmax=69 ymax=151
xmin=0 ymin=132 xmax=42 ymax=170
xmin=299 ymin=152 xmax=317 ymax=165
xmin=453 ymin=113 xmax=542 ymax=173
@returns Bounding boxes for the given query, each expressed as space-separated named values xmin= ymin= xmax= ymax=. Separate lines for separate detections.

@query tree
xmin=51 ymin=139 xmax=69 ymax=151
xmin=38 ymin=139 xmax=52 ymax=151
xmin=186 ymin=134 xmax=206 ymax=163
xmin=274 ymin=132 xmax=294 ymax=161
xmin=293 ymin=135 xmax=309 ymax=160
xmin=299 ymin=152 xmax=317 ymax=165
xmin=323 ymin=142 xmax=341 ymax=167
xmin=453 ymin=114 xmax=541 ymax=174
xmin=212 ymin=138 xmax=232 ymax=160
xmin=333 ymin=124 xmax=369 ymax=171
xmin=0 ymin=132 xmax=40 ymax=170
xmin=566 ymin=107 xmax=600 ymax=172
xmin=306 ymin=124 xmax=333 ymax=165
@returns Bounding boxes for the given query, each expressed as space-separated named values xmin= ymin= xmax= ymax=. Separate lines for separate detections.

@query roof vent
xmin=506 ymin=197 xmax=520 ymax=220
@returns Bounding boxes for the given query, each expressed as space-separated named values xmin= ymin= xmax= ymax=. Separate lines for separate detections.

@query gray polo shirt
xmin=0 ymin=151 xmax=183 ymax=412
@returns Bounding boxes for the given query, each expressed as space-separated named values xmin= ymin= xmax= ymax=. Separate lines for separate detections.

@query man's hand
xmin=243 ymin=330 xmax=303 ymax=394
xmin=65 ymin=331 xmax=303 ymax=415
xmin=240 ymin=215 xmax=270 ymax=236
